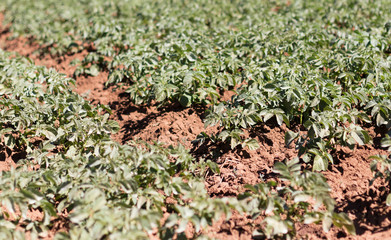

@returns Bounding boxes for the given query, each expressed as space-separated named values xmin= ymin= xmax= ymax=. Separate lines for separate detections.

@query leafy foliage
xmin=370 ymin=134 xmax=391 ymax=206
xmin=239 ymin=158 xmax=355 ymax=239
xmin=1 ymin=0 xmax=390 ymax=159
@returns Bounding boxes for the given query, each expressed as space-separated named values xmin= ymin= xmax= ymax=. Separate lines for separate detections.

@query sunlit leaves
xmin=242 ymin=159 xmax=355 ymax=238
xmin=370 ymin=134 xmax=391 ymax=206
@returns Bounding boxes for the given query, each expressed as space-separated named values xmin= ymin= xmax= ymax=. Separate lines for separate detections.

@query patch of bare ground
xmin=196 ymin=123 xmax=295 ymax=239
xmin=109 ymin=97 xmax=218 ymax=147
xmin=206 ymin=211 xmax=260 ymax=240
xmin=2 ymin=12 xmax=391 ymax=240
xmin=320 ymin=126 xmax=391 ymax=240
xmin=0 ymin=144 xmax=17 ymax=171
xmin=0 ymin=137 xmax=29 ymax=171
xmin=194 ymin=123 xmax=296 ymax=197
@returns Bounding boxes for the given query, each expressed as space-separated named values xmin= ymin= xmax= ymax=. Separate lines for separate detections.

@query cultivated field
xmin=0 ymin=0 xmax=390 ymax=239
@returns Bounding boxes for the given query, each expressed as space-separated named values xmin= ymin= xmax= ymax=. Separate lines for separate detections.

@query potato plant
xmin=370 ymin=134 xmax=391 ymax=205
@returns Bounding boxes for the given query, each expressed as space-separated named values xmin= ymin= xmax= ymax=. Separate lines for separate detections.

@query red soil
xmin=1 ymin=13 xmax=391 ymax=239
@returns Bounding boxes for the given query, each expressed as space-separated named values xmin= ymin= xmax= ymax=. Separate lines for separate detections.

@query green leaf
xmin=70 ymin=211 xmax=89 ymax=224
xmin=294 ymin=194 xmax=311 ymax=203
xmin=332 ymin=212 xmax=356 ymax=235
xmin=275 ymin=114 xmax=283 ymax=126
xmin=285 ymin=131 xmax=299 ymax=147
xmin=42 ymin=142 xmax=55 ymax=151
xmin=263 ymin=112 xmax=274 ymax=122
xmin=264 ymin=216 xmax=288 ymax=236
xmin=386 ymin=194 xmax=391 ymax=206
xmin=4 ymin=134 xmax=16 ymax=149
xmin=106 ymin=120 xmax=120 ymax=133
xmin=20 ymin=189 xmax=44 ymax=204
xmin=313 ymin=155 xmax=328 ymax=171
xmin=206 ymin=160 xmax=220 ymax=174
xmin=322 ymin=215 xmax=333 ymax=232
xmin=351 ymin=131 xmax=369 ymax=146
xmin=41 ymin=201 xmax=57 ymax=217
xmin=86 ymin=64 xmax=100 ymax=77
xmin=186 ymin=53 xmax=197 ymax=62
xmin=179 ymin=94 xmax=192 ymax=107
xmin=165 ymin=214 xmax=178 ymax=228
xmin=230 ymin=136 xmax=239 ymax=149
xmin=381 ymin=135 xmax=391 ymax=148
xmin=176 ymin=219 xmax=188 ymax=233
xmin=243 ymin=138 xmax=259 ymax=150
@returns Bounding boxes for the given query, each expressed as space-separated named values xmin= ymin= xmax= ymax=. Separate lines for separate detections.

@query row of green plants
xmin=1 ymin=0 xmax=390 ymax=171
xmin=370 ymin=134 xmax=391 ymax=205
xmin=0 ymin=51 xmax=354 ymax=239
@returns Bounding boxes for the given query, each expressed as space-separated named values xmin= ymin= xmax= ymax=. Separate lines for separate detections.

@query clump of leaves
xmin=239 ymin=158 xmax=355 ymax=238
xmin=370 ymin=134 xmax=391 ymax=205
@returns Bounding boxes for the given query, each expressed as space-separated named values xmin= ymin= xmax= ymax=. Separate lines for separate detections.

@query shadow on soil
xmin=338 ymin=187 xmax=391 ymax=235
xmin=110 ymin=92 xmax=208 ymax=144
xmin=0 ymin=143 xmax=27 ymax=164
